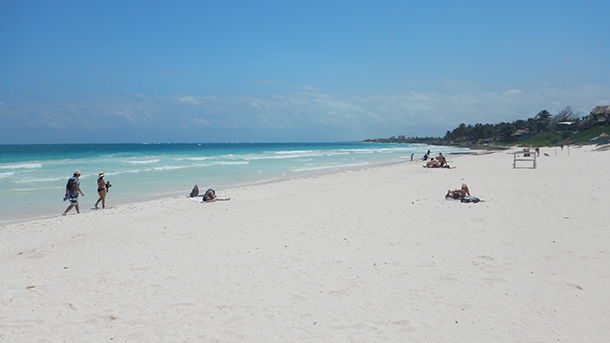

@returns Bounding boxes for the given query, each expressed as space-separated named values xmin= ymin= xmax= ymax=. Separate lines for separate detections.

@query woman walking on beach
xmin=95 ymin=172 xmax=107 ymax=209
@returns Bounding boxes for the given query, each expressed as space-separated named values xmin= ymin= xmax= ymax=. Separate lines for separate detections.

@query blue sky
xmin=1 ymin=0 xmax=609 ymax=143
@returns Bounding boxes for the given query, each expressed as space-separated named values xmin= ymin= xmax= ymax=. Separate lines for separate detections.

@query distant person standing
xmin=63 ymin=170 xmax=84 ymax=215
xmin=95 ymin=172 xmax=109 ymax=209
xmin=423 ymin=149 xmax=431 ymax=160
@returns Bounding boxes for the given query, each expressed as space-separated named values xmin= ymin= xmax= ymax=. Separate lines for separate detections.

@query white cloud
xmin=256 ymin=80 xmax=279 ymax=85
xmin=177 ymin=95 xmax=201 ymax=105
xmin=503 ymin=89 xmax=522 ymax=96
xmin=190 ymin=117 xmax=210 ymax=127
xmin=2 ymin=83 xmax=609 ymax=141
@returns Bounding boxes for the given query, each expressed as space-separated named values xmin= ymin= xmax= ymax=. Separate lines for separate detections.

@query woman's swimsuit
xmin=97 ymin=177 xmax=105 ymax=193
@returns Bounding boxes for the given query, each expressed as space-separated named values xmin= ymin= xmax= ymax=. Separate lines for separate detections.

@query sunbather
xmin=201 ymin=188 xmax=230 ymax=203
xmin=188 ymin=185 xmax=230 ymax=202
xmin=425 ymin=158 xmax=441 ymax=168
xmin=437 ymin=153 xmax=447 ymax=167
xmin=446 ymin=184 xmax=470 ymax=199
xmin=424 ymin=158 xmax=453 ymax=168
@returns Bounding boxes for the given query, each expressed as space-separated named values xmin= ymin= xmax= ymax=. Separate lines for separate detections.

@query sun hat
xmin=74 ymin=170 xmax=81 ymax=176
xmin=99 ymin=172 xmax=104 ymax=177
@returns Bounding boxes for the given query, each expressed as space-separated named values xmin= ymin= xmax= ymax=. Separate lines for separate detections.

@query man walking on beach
xmin=63 ymin=170 xmax=84 ymax=215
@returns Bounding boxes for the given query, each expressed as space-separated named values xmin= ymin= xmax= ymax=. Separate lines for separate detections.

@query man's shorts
xmin=68 ymin=194 xmax=79 ymax=204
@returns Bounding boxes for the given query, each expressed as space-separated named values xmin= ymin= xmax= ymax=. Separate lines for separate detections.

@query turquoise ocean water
xmin=0 ymin=143 xmax=469 ymax=222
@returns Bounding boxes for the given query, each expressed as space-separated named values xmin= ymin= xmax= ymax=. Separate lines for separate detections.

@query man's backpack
xmin=66 ymin=177 xmax=77 ymax=193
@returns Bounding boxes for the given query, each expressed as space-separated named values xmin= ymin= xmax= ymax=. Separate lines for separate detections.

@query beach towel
xmin=460 ymin=195 xmax=481 ymax=203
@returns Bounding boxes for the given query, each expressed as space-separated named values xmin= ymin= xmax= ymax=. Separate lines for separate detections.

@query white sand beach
xmin=1 ymin=146 xmax=609 ymax=342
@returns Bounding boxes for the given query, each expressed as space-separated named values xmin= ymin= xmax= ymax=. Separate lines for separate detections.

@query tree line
xmin=365 ymin=106 xmax=598 ymax=145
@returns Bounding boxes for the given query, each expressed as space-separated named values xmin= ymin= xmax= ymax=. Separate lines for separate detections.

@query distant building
xmin=514 ymin=129 xmax=530 ymax=136
xmin=589 ymin=105 xmax=610 ymax=125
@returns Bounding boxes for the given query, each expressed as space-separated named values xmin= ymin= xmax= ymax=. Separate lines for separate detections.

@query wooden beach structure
xmin=513 ymin=150 xmax=536 ymax=169
xmin=589 ymin=105 xmax=610 ymax=126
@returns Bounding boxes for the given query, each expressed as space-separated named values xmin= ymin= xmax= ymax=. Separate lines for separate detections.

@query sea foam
xmin=15 ymin=176 xmax=65 ymax=183
xmin=0 ymin=171 xmax=15 ymax=179
xmin=124 ymin=159 xmax=161 ymax=165
xmin=291 ymin=162 xmax=370 ymax=173
xmin=0 ymin=163 xmax=43 ymax=170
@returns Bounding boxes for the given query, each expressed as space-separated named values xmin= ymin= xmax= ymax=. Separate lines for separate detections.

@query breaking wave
xmin=0 ymin=163 xmax=43 ymax=170
xmin=0 ymin=172 xmax=15 ymax=179
xmin=124 ymin=159 xmax=161 ymax=165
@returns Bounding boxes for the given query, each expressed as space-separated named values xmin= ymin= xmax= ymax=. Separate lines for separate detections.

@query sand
xmin=1 ymin=146 xmax=609 ymax=342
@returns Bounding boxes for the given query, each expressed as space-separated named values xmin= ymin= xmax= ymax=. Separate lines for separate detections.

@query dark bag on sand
xmin=189 ymin=185 xmax=199 ymax=198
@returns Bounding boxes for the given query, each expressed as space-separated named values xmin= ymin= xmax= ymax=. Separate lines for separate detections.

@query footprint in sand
xmin=566 ymin=283 xmax=583 ymax=290
xmin=472 ymin=255 xmax=512 ymax=274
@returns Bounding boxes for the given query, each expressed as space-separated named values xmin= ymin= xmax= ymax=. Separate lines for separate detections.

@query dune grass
xmin=515 ymin=125 xmax=610 ymax=146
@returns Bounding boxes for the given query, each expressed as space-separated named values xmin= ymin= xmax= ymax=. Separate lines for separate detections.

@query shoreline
xmin=1 ymin=142 xmax=473 ymax=224
xmin=1 ymin=149 xmax=494 ymax=226
xmin=0 ymin=149 xmax=488 ymax=226
xmin=0 ymin=154 xmax=434 ymax=226
xmin=0 ymin=147 xmax=537 ymax=226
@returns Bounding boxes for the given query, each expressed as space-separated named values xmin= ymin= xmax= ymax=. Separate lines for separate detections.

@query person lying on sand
xmin=424 ymin=158 xmax=453 ymax=168
xmin=445 ymin=184 xmax=481 ymax=203
xmin=188 ymin=185 xmax=230 ymax=202
xmin=201 ymin=188 xmax=230 ymax=203
xmin=446 ymin=184 xmax=470 ymax=199
xmin=425 ymin=158 xmax=441 ymax=168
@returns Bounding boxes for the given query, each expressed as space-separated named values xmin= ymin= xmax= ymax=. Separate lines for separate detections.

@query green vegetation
xmin=365 ymin=106 xmax=610 ymax=147
xmin=517 ymin=132 xmax=567 ymax=146
xmin=568 ymin=125 xmax=610 ymax=142
xmin=497 ymin=126 xmax=609 ymax=146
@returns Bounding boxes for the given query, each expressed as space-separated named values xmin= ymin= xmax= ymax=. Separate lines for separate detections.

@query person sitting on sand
xmin=422 ymin=149 xmax=432 ymax=160
xmin=437 ymin=153 xmax=447 ymax=167
xmin=201 ymin=188 xmax=230 ymax=203
xmin=445 ymin=184 xmax=470 ymax=199
xmin=424 ymin=156 xmax=454 ymax=169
